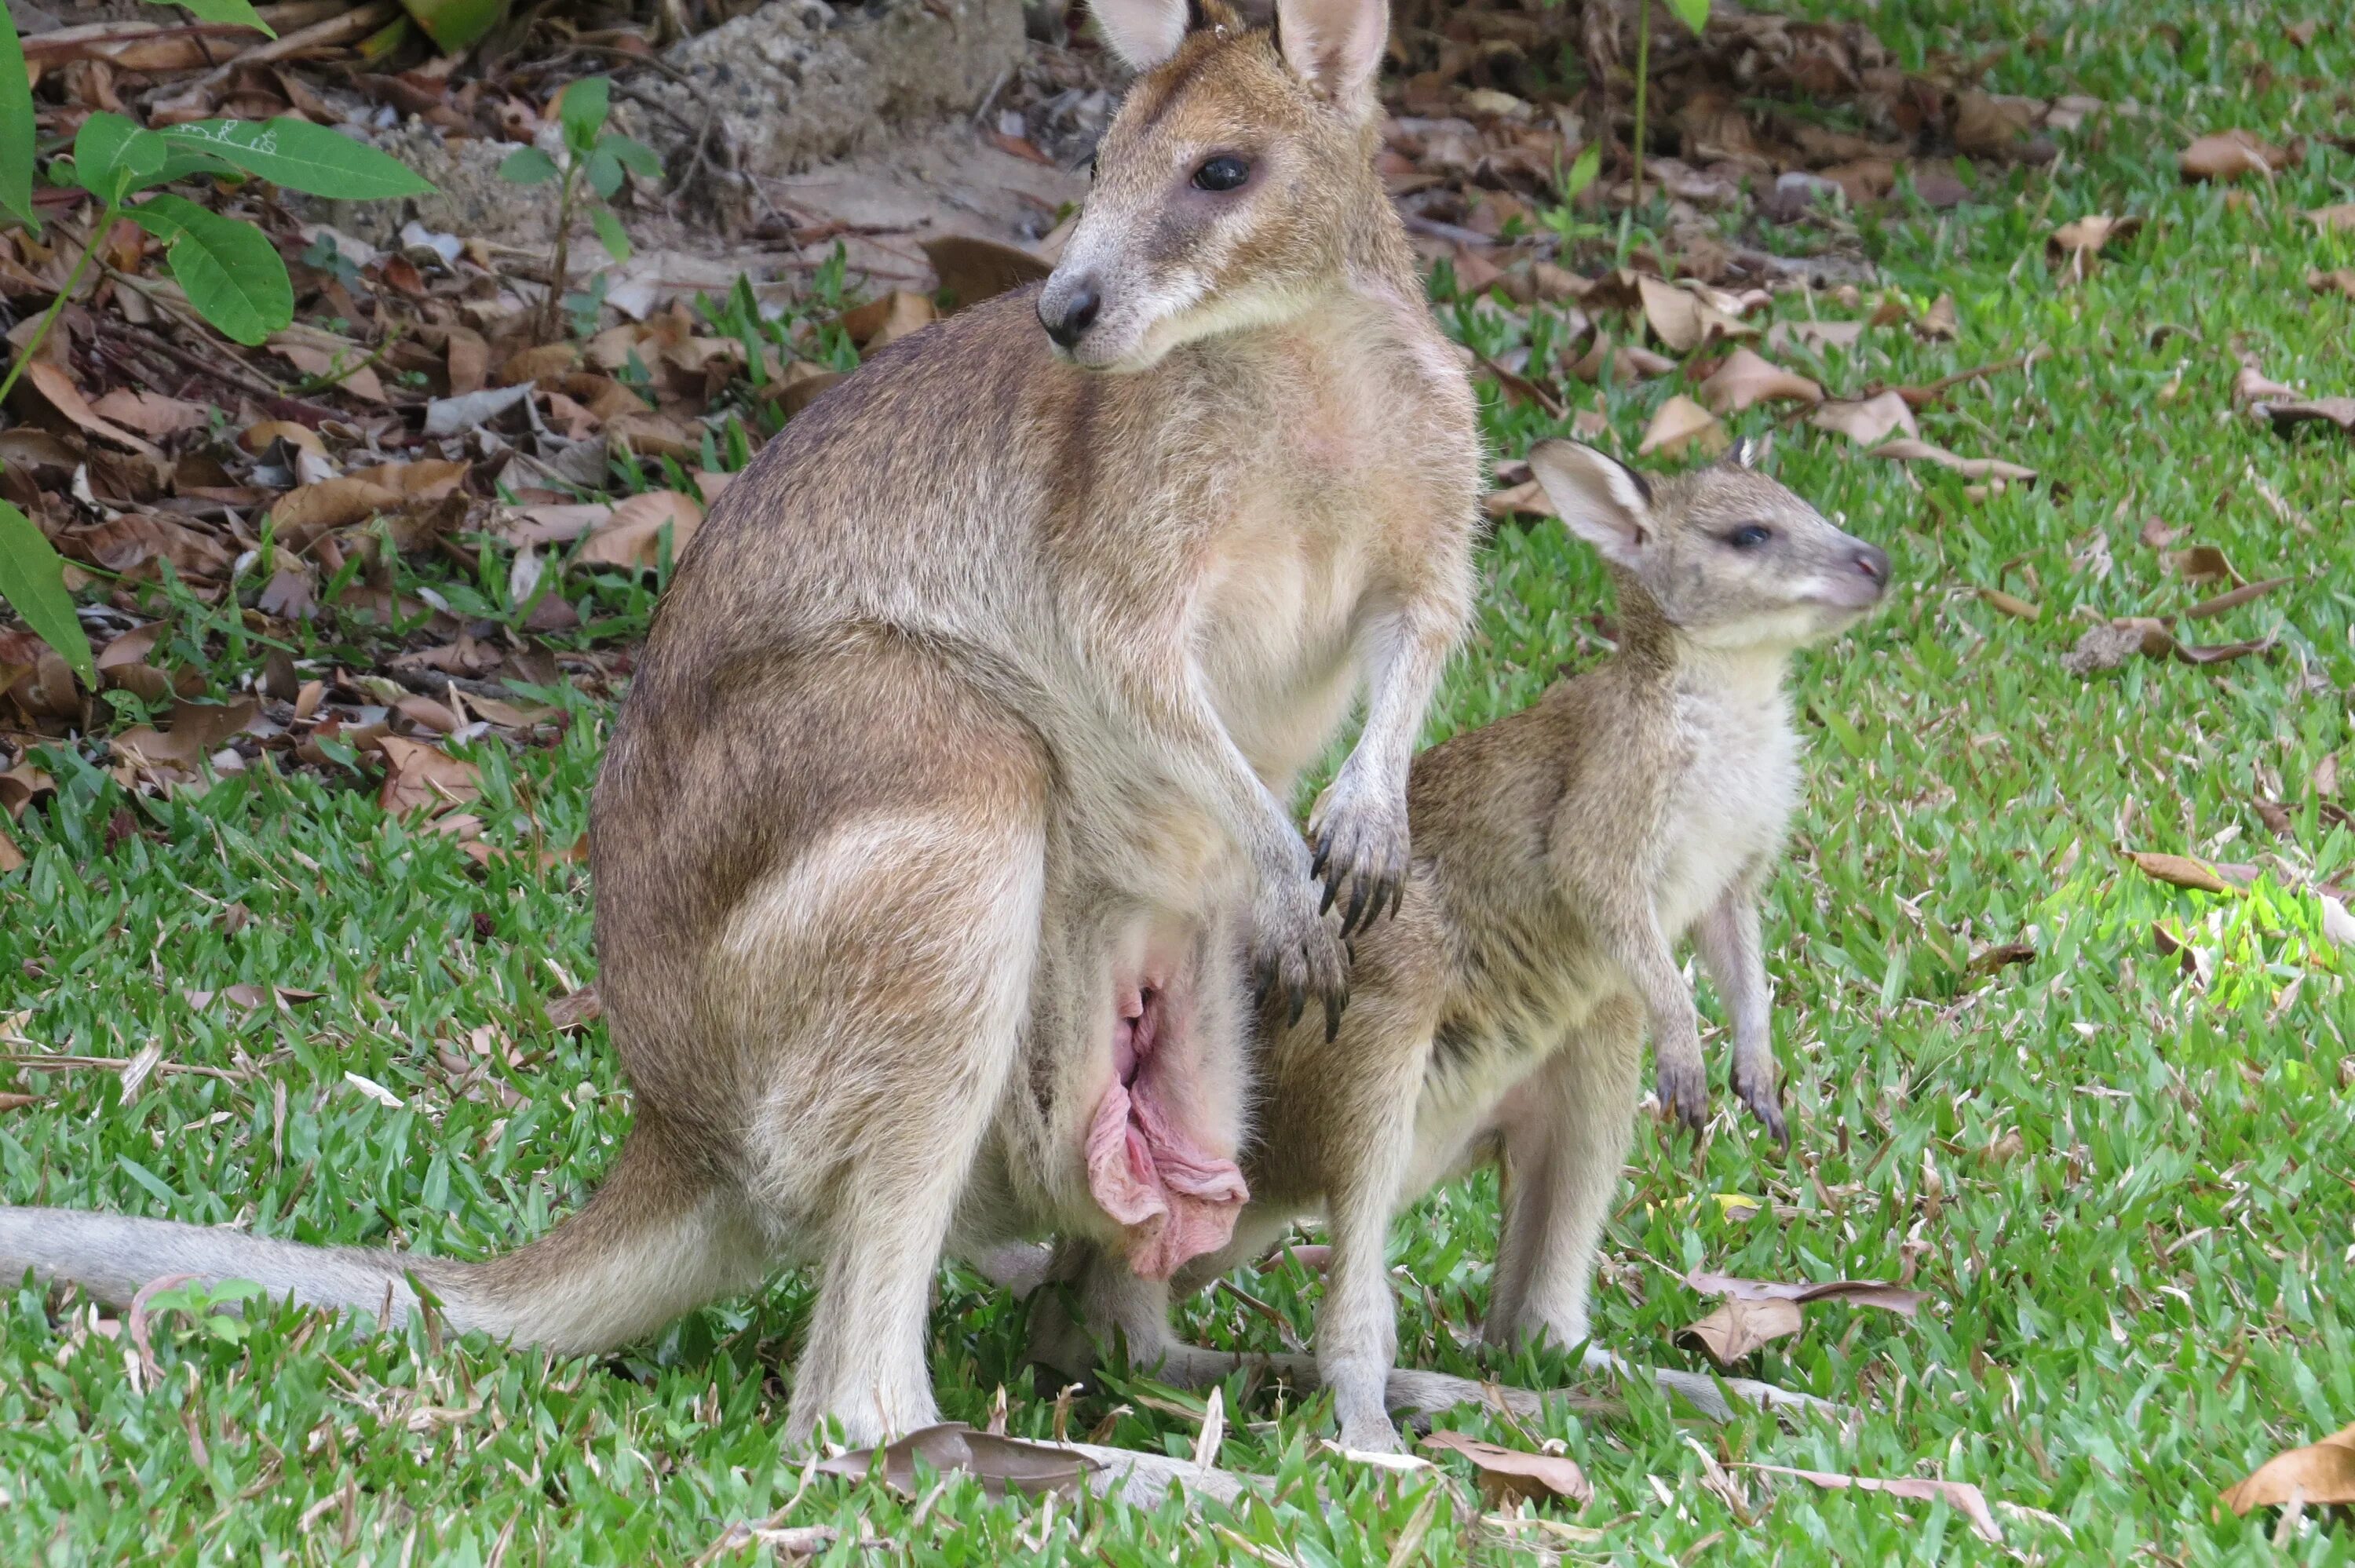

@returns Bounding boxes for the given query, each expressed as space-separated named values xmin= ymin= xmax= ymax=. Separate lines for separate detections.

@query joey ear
xmin=1526 ymin=439 xmax=1653 ymax=567
xmin=1729 ymin=432 xmax=1774 ymax=470
xmin=1090 ymin=0 xmax=1190 ymax=70
xmin=1274 ymin=0 xmax=1389 ymax=106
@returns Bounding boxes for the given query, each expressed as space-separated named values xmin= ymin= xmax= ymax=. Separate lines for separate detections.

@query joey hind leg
xmin=1484 ymin=997 xmax=1644 ymax=1359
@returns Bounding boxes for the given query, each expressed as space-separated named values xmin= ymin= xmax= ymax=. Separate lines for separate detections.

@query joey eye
xmin=1725 ymin=524 xmax=1773 ymax=549
xmin=1192 ymin=155 xmax=1251 ymax=192
xmin=1088 ymin=150 xmax=1099 ymax=181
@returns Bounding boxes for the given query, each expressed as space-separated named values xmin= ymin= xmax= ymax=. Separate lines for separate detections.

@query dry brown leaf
xmin=1697 ymin=348 xmax=1823 ymax=414
xmin=816 ymin=1424 xmax=1094 ymax=1501
xmin=0 ymin=762 xmax=55 ymax=819
xmin=1965 ymin=940 xmax=2036 ymax=978
xmin=1810 ymin=392 xmax=1919 ymax=446
xmin=2311 ymin=268 xmax=2355 ymax=301
xmin=1482 ymin=480 xmax=1550 ymax=520
xmin=500 ymin=343 xmax=581 ymax=385
xmin=1870 ymin=439 xmax=2036 ymax=482
xmin=1683 ymin=1296 xmax=1803 ymax=1364
xmin=2046 ymin=213 xmax=2141 ymax=282
xmin=2284 ymin=20 xmax=2320 ymax=47
xmin=1917 ymin=294 xmax=1960 ymax=341
xmin=1980 ymin=588 xmax=2041 ymax=620
xmin=25 ymin=363 xmax=162 ymax=457
xmin=2307 ymin=204 xmax=2355 ymax=234
xmin=2183 ymin=575 xmax=2291 ymax=620
xmin=2127 ymin=851 xmax=2244 ymax=895
xmin=1565 ymin=334 xmax=1677 ymax=383
xmin=378 ymin=736 xmax=481 ymax=818
xmin=2170 ymin=544 xmax=2240 ymax=586
xmin=89 ymin=389 xmax=208 ymax=439
xmin=1420 ymin=1431 xmax=1593 ymax=1507
xmin=2222 ymin=1422 xmax=2355 ymax=1515
xmin=447 ymin=326 xmax=490 ymax=396
xmin=0 ymin=824 xmax=23 ymax=875
xmin=1637 ymin=396 xmax=1728 ymax=459
xmin=2179 ymin=129 xmax=2291 ymax=181
xmin=1765 ymin=319 xmax=1867 ymax=356
xmin=1687 ymin=1271 xmax=1928 ymax=1317
xmin=578 ymin=490 xmax=705 ymax=570
xmin=2258 ymin=398 xmax=2355 ymax=436
xmin=838 ymin=291 xmax=937 ymax=351
xmin=1635 ymin=274 xmax=1751 ymax=354
xmin=2233 ymin=357 xmax=2301 ymax=403
xmin=922 ymin=235 xmax=1053 ymax=311
xmin=546 ymin=986 xmax=603 ymax=1032
xmin=1740 ymin=1465 xmax=2003 ymax=1544
xmin=270 ymin=338 xmax=385 ymax=403
xmin=112 ymin=697 xmax=258 ymax=771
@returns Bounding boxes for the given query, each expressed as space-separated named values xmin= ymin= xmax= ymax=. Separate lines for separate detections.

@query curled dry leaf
xmin=836 ymin=290 xmax=937 ymax=351
xmin=1566 ymin=333 xmax=1678 ymax=384
xmin=112 ymin=698 xmax=259 ymax=771
xmin=2311 ymin=268 xmax=2355 ymax=301
xmin=2256 ymin=398 xmax=2355 ymax=436
xmin=1870 ymin=439 xmax=2036 ymax=482
xmin=2178 ymin=129 xmax=2291 ymax=181
xmin=1739 ymin=1465 xmax=2004 ymax=1544
xmin=1965 ymin=939 xmax=2036 ymax=978
xmin=1686 ymin=1271 xmax=1928 ymax=1317
xmin=1697 ymin=348 xmax=1822 ymax=414
xmin=1810 ymin=391 xmax=1919 ymax=446
xmin=2222 ymin=1421 xmax=2355 ymax=1515
xmin=2183 ymin=575 xmax=2291 ymax=620
xmin=88 ymin=389 xmax=209 ymax=440
xmin=1483 ymin=480 xmax=1550 ymax=521
xmin=1638 ymin=396 xmax=1729 ymax=459
xmin=378 ymin=736 xmax=482 ymax=818
xmin=2233 ymin=356 xmax=2299 ymax=405
xmin=1634 ymin=275 xmax=1754 ymax=355
xmin=1980 ymin=588 xmax=2041 ymax=620
xmin=2306 ymin=204 xmax=2355 ymax=234
xmin=25 ymin=363 xmax=162 ymax=458
xmin=1683 ymin=1295 xmax=1803 ymax=1364
xmin=545 ymin=985 xmax=603 ymax=1032
xmin=816 ymin=1423 xmax=1095 ymax=1501
xmin=2046 ymin=213 xmax=2141 ymax=282
xmin=579 ymin=490 xmax=705 ymax=570
xmin=2127 ymin=851 xmax=2250 ymax=895
xmin=1917 ymin=294 xmax=1960 ymax=341
xmin=922 ymin=235 xmax=1053 ymax=311
xmin=1421 ymin=1431 xmax=1593 ymax=1508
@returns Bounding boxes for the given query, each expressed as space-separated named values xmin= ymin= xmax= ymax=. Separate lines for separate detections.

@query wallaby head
xmin=1527 ymin=436 xmax=1892 ymax=654
xmin=1036 ymin=0 xmax=1397 ymax=370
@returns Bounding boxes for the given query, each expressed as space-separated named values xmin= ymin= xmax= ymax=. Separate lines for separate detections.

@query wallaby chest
xmin=1653 ymin=676 xmax=1800 ymax=937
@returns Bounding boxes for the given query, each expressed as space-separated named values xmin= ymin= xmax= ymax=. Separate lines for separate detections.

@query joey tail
xmin=0 ymin=1129 xmax=756 ymax=1355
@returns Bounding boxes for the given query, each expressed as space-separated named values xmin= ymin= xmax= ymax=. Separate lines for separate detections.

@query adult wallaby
xmin=1031 ymin=438 xmax=1889 ymax=1449
xmin=0 ymin=0 xmax=1479 ymax=1446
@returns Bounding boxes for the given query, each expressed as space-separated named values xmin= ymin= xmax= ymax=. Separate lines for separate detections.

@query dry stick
xmin=1885 ymin=348 xmax=2042 ymax=409
xmin=196 ymin=0 xmax=399 ymax=86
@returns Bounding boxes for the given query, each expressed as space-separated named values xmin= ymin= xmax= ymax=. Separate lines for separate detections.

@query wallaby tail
xmin=0 ymin=1132 xmax=758 ymax=1355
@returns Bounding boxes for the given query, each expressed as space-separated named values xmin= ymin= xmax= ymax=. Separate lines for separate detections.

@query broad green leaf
xmin=1561 ymin=139 xmax=1601 ymax=199
xmin=0 ymin=5 xmax=36 ymax=227
xmin=153 ymin=144 xmax=241 ymax=185
xmin=400 ymin=0 xmax=503 ymax=52
xmin=126 ymin=193 xmax=294 ymax=345
xmin=1665 ymin=0 xmax=1711 ymax=34
xmin=144 ymin=0 xmax=276 ymax=36
xmin=0 ymin=501 xmax=94 ymax=685
xmin=158 ymin=119 xmax=434 ymax=199
xmin=600 ymin=133 xmax=663 ymax=181
xmin=591 ymin=206 xmax=631 ymax=265
xmin=499 ymin=147 xmax=561 ymax=186
xmin=71 ymin=112 xmax=162 ymax=202
xmin=585 ymin=147 xmax=623 ymax=201
xmin=558 ymin=78 xmax=610 ymax=155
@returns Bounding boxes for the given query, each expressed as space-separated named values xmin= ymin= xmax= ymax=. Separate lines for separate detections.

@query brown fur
xmin=1031 ymin=440 xmax=1889 ymax=1448
xmin=0 ymin=0 xmax=1478 ymax=1450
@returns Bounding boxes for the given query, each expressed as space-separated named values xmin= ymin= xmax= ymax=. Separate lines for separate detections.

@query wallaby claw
xmin=1655 ymin=1052 xmax=1710 ymax=1136
xmin=1735 ymin=1070 xmax=1788 ymax=1147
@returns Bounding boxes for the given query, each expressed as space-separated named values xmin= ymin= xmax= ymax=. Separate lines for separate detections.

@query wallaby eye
xmin=1088 ymin=150 xmax=1099 ymax=181
xmin=1192 ymin=155 xmax=1251 ymax=192
xmin=1725 ymin=524 xmax=1773 ymax=549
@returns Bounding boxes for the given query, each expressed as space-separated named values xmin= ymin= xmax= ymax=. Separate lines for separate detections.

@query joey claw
xmin=1654 ymin=1052 xmax=1710 ymax=1136
xmin=1342 ymin=875 xmax=1372 ymax=936
xmin=1324 ymin=992 xmax=1344 ymax=1044
xmin=1286 ymin=979 xmax=1307 ymax=1030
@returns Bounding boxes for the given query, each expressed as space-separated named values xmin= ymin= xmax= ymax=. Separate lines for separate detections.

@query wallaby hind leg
xmin=1484 ymin=996 xmax=1645 ymax=1357
xmin=714 ymin=771 xmax=1047 ymax=1448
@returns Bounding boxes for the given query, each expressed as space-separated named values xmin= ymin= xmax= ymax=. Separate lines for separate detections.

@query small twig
xmin=1879 ymin=349 xmax=2039 ymax=409
xmin=197 ymin=0 xmax=400 ymax=86
xmin=4 ymin=1052 xmax=250 ymax=1084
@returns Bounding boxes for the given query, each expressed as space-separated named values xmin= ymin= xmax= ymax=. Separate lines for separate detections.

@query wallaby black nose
xmin=1040 ymin=282 xmax=1101 ymax=349
xmin=1853 ymin=545 xmax=1891 ymax=585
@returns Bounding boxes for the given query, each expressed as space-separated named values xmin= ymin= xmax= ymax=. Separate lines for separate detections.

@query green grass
xmin=5 ymin=0 xmax=2355 ymax=1559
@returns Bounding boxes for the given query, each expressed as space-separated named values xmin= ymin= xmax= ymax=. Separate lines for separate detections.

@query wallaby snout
xmin=1038 ymin=275 xmax=1104 ymax=352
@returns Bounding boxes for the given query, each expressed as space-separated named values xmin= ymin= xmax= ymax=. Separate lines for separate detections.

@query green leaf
xmin=397 ymin=0 xmax=503 ymax=52
xmin=584 ymin=147 xmax=623 ymax=201
xmin=558 ymin=78 xmax=610 ymax=155
xmin=1665 ymin=0 xmax=1710 ymax=34
xmin=590 ymin=206 xmax=631 ymax=265
xmin=0 ymin=502 xmax=94 ymax=686
xmin=1561 ymin=139 xmax=1601 ymax=199
xmin=126 ymin=193 xmax=294 ymax=346
xmin=499 ymin=146 xmax=561 ymax=186
xmin=157 ymin=119 xmax=434 ymax=199
xmin=0 ymin=5 xmax=38 ymax=227
xmin=600 ymin=133 xmax=663 ymax=182
xmin=144 ymin=0 xmax=276 ymax=37
xmin=71 ymin=112 xmax=165 ymax=202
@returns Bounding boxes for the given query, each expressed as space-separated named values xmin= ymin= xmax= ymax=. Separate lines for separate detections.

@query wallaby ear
xmin=1090 ymin=0 xmax=1190 ymax=70
xmin=1527 ymin=440 xmax=1652 ymax=567
xmin=1730 ymin=432 xmax=1773 ymax=469
xmin=1274 ymin=0 xmax=1389 ymax=105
